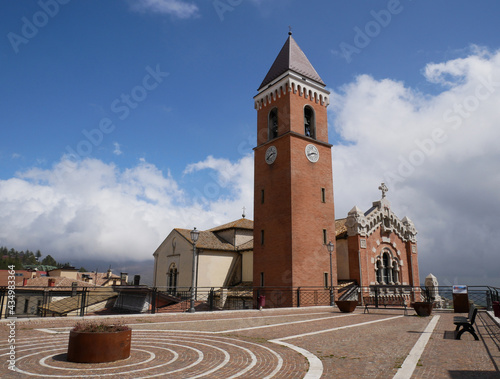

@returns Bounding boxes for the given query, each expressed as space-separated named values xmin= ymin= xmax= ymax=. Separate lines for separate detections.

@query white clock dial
xmin=305 ymin=144 xmax=319 ymax=163
xmin=265 ymin=146 xmax=277 ymax=164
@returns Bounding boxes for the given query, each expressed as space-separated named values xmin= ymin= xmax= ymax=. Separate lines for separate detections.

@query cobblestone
xmin=0 ymin=307 xmax=497 ymax=378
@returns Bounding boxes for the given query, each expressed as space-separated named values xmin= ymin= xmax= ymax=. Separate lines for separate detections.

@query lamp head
xmin=190 ymin=227 xmax=200 ymax=243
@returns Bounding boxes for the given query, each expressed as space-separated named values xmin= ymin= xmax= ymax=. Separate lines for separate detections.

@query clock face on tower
xmin=305 ymin=144 xmax=319 ymax=163
xmin=265 ymin=146 xmax=277 ymax=164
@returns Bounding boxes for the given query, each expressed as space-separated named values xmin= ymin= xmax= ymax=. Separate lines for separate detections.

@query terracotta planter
xmin=412 ymin=302 xmax=433 ymax=317
xmin=493 ymin=301 xmax=500 ymax=318
xmin=335 ymin=300 xmax=358 ymax=313
xmin=67 ymin=329 xmax=132 ymax=363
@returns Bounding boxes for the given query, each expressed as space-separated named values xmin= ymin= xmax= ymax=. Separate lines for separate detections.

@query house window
xmin=324 ymin=272 xmax=329 ymax=288
xmin=323 ymin=229 xmax=327 ymax=244
xmin=304 ymin=106 xmax=316 ymax=139
xmin=376 ymin=250 xmax=398 ymax=285
xmin=261 ymin=189 xmax=265 ymax=204
xmin=321 ymin=188 xmax=326 ymax=203
xmin=261 ymin=230 xmax=265 ymax=245
xmin=24 ymin=299 xmax=29 ymax=314
xmin=168 ymin=264 xmax=178 ymax=295
xmin=260 ymin=272 xmax=265 ymax=287
xmin=268 ymin=108 xmax=278 ymax=140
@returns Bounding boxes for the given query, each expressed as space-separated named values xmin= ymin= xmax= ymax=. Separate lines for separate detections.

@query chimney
xmin=23 ymin=278 xmax=28 ymax=286
xmin=48 ymin=278 xmax=56 ymax=287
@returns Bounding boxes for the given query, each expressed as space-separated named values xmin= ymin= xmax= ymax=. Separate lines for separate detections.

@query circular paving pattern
xmin=2 ymin=330 xmax=303 ymax=378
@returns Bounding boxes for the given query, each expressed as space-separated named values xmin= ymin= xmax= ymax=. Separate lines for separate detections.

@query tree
xmin=41 ymin=255 xmax=57 ymax=267
xmin=36 ymin=250 xmax=42 ymax=260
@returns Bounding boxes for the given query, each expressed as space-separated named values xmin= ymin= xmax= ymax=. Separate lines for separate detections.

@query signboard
xmin=453 ymin=285 xmax=467 ymax=294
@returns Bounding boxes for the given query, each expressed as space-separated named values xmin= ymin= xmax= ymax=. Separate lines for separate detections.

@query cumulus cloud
xmin=0 ymin=155 xmax=253 ymax=262
xmin=128 ymin=0 xmax=199 ymax=19
xmin=330 ymin=46 xmax=500 ymax=286
xmin=2 ymin=46 xmax=499 ymax=286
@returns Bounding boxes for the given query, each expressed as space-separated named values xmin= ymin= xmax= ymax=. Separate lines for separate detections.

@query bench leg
xmin=455 ymin=326 xmax=479 ymax=341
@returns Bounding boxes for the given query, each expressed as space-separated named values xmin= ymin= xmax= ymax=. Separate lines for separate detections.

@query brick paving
xmin=0 ymin=307 xmax=498 ymax=378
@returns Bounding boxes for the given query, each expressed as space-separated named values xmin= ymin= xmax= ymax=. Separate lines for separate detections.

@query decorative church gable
xmin=345 ymin=194 xmax=417 ymax=243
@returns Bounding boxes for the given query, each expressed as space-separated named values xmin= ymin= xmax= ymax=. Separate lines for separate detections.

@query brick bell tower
xmin=253 ymin=32 xmax=336 ymax=302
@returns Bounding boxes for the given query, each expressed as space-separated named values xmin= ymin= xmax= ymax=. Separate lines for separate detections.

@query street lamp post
xmin=189 ymin=227 xmax=200 ymax=313
xmin=327 ymin=241 xmax=335 ymax=306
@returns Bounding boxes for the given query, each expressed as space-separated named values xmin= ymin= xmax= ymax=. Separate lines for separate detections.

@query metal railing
xmin=1 ymin=284 xmax=498 ymax=318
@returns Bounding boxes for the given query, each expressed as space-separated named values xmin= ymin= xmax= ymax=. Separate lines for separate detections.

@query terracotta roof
xmin=40 ymin=287 xmax=117 ymax=315
xmin=335 ymin=218 xmax=347 ymax=238
xmin=258 ymin=34 xmax=325 ymax=90
xmin=208 ymin=218 xmax=253 ymax=232
xmin=16 ymin=276 xmax=93 ymax=289
xmin=174 ymin=218 xmax=254 ymax=252
xmin=77 ymin=272 xmax=121 ymax=286
xmin=175 ymin=229 xmax=237 ymax=251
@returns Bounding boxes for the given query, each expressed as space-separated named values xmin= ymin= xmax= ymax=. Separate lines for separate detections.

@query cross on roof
xmin=242 ymin=206 xmax=246 ymax=218
xmin=379 ymin=183 xmax=388 ymax=199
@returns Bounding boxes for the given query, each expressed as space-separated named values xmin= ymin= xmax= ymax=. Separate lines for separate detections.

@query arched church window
xmin=268 ymin=108 xmax=278 ymax=140
xmin=304 ymin=106 xmax=316 ymax=139
xmin=376 ymin=260 xmax=382 ymax=284
xmin=382 ymin=252 xmax=390 ymax=284
xmin=392 ymin=261 xmax=399 ymax=284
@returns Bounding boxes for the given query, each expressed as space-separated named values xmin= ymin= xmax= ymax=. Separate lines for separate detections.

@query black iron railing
xmin=1 ymin=284 xmax=498 ymax=318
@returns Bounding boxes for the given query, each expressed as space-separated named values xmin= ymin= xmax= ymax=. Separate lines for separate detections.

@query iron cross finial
xmin=242 ymin=206 xmax=246 ymax=218
xmin=288 ymin=26 xmax=292 ymax=35
xmin=379 ymin=183 xmax=388 ymax=199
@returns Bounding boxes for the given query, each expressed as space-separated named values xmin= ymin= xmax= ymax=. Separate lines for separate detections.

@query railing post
xmin=79 ymin=288 xmax=87 ymax=317
xmin=374 ymin=286 xmax=379 ymax=308
xmin=151 ymin=287 xmax=157 ymax=314
xmin=209 ymin=288 xmax=214 ymax=311
xmin=296 ymin=287 xmax=301 ymax=307
xmin=0 ymin=288 xmax=5 ymax=319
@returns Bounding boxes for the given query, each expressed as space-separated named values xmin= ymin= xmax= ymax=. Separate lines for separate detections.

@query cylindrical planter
xmin=335 ymin=300 xmax=358 ymax=313
xmin=67 ymin=329 xmax=132 ymax=363
xmin=493 ymin=301 xmax=500 ymax=318
xmin=412 ymin=302 xmax=433 ymax=317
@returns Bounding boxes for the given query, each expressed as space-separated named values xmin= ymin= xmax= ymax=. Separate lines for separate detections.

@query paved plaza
xmin=0 ymin=307 xmax=499 ymax=378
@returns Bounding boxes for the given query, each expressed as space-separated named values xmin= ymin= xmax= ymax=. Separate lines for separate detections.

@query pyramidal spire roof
xmin=258 ymin=33 xmax=325 ymax=91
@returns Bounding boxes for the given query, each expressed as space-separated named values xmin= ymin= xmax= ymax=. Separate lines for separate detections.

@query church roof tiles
xmin=258 ymin=34 xmax=325 ymax=91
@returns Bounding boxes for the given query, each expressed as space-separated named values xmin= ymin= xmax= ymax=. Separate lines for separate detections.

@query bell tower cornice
xmin=254 ymin=73 xmax=330 ymax=110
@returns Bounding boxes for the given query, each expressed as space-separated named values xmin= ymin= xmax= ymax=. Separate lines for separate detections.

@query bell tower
xmin=253 ymin=33 xmax=336 ymax=301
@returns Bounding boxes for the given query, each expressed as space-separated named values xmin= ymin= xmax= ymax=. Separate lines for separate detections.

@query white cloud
xmin=0 ymin=155 xmax=253 ymax=262
xmin=330 ymin=46 xmax=500 ymax=286
xmin=129 ymin=0 xmax=199 ymax=19
xmin=2 ymin=46 xmax=499 ymax=286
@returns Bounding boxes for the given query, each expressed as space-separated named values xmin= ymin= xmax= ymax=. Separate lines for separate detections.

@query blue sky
xmin=1 ymin=0 xmax=500 ymax=286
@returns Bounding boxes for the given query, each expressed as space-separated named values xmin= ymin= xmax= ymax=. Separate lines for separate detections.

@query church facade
xmin=152 ymin=34 xmax=420 ymax=307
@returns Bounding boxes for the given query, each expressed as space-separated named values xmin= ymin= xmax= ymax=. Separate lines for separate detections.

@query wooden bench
xmin=363 ymin=295 xmax=408 ymax=315
xmin=454 ymin=304 xmax=479 ymax=340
